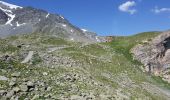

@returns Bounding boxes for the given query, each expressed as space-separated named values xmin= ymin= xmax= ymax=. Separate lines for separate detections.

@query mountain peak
xmin=0 ymin=1 xmax=22 ymax=9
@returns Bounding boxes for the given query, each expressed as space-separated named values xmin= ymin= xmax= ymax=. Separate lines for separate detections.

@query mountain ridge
xmin=0 ymin=1 xmax=104 ymax=43
xmin=0 ymin=1 xmax=170 ymax=100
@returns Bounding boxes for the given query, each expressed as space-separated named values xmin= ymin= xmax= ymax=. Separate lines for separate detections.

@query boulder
xmin=0 ymin=76 xmax=8 ymax=81
xmin=11 ymin=72 xmax=21 ymax=77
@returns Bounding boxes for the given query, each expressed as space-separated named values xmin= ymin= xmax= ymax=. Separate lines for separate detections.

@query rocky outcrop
xmin=132 ymin=30 xmax=170 ymax=82
xmin=0 ymin=9 xmax=8 ymax=24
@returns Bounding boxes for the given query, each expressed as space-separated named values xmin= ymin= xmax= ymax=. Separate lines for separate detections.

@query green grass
xmin=151 ymin=76 xmax=170 ymax=89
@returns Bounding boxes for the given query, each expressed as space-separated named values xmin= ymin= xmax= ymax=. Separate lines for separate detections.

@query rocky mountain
xmin=0 ymin=1 xmax=103 ymax=42
xmin=1 ymin=1 xmax=170 ymax=100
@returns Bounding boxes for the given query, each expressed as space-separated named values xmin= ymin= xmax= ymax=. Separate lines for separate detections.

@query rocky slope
xmin=0 ymin=1 xmax=170 ymax=100
xmin=0 ymin=1 xmax=103 ymax=43
xmin=0 ymin=32 xmax=170 ymax=99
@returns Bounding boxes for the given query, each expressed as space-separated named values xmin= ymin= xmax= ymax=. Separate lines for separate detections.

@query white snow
xmin=46 ymin=13 xmax=50 ymax=18
xmin=70 ymin=29 xmax=74 ymax=33
xmin=81 ymin=29 xmax=88 ymax=32
xmin=0 ymin=6 xmax=15 ymax=26
xmin=60 ymin=15 xmax=64 ymax=19
xmin=0 ymin=7 xmax=12 ymax=13
xmin=6 ymin=14 xmax=15 ymax=26
xmin=16 ymin=22 xmax=26 ymax=27
xmin=62 ymin=24 xmax=67 ymax=27
xmin=0 ymin=1 xmax=22 ymax=9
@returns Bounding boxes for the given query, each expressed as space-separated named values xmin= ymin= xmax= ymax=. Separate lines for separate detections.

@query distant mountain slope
xmin=0 ymin=1 xmax=103 ymax=42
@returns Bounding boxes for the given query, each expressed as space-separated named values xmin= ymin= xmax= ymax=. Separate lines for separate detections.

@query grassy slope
xmin=1 ymin=32 xmax=170 ymax=99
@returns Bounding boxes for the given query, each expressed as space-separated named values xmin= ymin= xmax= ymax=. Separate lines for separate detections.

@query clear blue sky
xmin=2 ymin=0 xmax=170 ymax=36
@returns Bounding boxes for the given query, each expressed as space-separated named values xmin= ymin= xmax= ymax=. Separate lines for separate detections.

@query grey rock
xmin=26 ymin=81 xmax=34 ymax=87
xmin=11 ymin=72 xmax=20 ymax=77
xmin=0 ymin=90 xmax=6 ymax=95
xmin=0 ymin=76 xmax=8 ymax=81
xmin=11 ymin=78 xmax=17 ymax=82
xmin=0 ymin=9 xmax=8 ymax=24
xmin=19 ymin=84 xmax=28 ymax=92
xmin=9 ymin=81 xmax=16 ymax=86
xmin=5 ymin=90 xmax=14 ymax=98
xmin=12 ymin=87 xmax=20 ymax=92
xmin=42 ymin=72 xmax=48 ymax=76
xmin=31 ymin=94 xmax=39 ymax=100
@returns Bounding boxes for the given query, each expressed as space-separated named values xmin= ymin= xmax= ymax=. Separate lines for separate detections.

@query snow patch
xmin=6 ymin=13 xmax=15 ymax=26
xmin=16 ymin=22 xmax=26 ymax=27
xmin=0 ymin=6 xmax=15 ymax=26
xmin=0 ymin=7 xmax=12 ymax=13
xmin=71 ymin=29 xmax=74 ymax=33
xmin=60 ymin=15 xmax=64 ymax=19
xmin=62 ymin=24 xmax=67 ymax=27
xmin=0 ymin=1 xmax=22 ymax=9
xmin=46 ymin=13 xmax=50 ymax=18
xmin=81 ymin=29 xmax=88 ymax=32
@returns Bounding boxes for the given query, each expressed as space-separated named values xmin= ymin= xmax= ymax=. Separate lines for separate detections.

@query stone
xmin=11 ymin=72 xmax=21 ymax=77
xmin=0 ymin=76 xmax=8 ymax=81
xmin=31 ymin=94 xmax=39 ymax=100
xmin=13 ymin=87 xmax=20 ymax=92
xmin=20 ymin=84 xmax=28 ymax=92
xmin=9 ymin=81 xmax=16 ymax=86
xmin=46 ymin=86 xmax=52 ymax=91
xmin=27 ymin=81 xmax=34 ymax=87
xmin=0 ymin=90 xmax=6 ymax=95
xmin=11 ymin=78 xmax=17 ymax=82
xmin=5 ymin=90 xmax=14 ymax=98
xmin=43 ymin=72 xmax=48 ymax=76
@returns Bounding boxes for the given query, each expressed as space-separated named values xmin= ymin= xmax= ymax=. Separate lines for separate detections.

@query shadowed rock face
xmin=0 ymin=9 xmax=8 ymax=24
xmin=132 ymin=30 xmax=170 ymax=82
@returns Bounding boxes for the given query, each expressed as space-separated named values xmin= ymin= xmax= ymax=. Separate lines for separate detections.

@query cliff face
xmin=132 ymin=30 xmax=170 ymax=83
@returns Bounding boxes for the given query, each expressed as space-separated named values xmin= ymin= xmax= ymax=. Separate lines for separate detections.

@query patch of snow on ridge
xmin=0 ymin=7 xmax=12 ymax=13
xmin=46 ymin=13 xmax=50 ymax=18
xmin=62 ymin=24 xmax=67 ymax=27
xmin=16 ymin=22 xmax=26 ymax=27
xmin=81 ymin=29 xmax=88 ymax=32
xmin=0 ymin=6 xmax=16 ymax=26
xmin=6 ymin=13 xmax=15 ymax=26
xmin=0 ymin=1 xmax=22 ymax=9
xmin=60 ymin=15 xmax=64 ymax=19
xmin=71 ymin=29 xmax=74 ymax=33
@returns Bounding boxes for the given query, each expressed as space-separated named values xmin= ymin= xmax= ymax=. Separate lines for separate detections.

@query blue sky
xmin=2 ymin=0 xmax=170 ymax=36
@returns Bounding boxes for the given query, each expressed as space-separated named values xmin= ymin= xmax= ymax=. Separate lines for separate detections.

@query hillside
xmin=0 ymin=32 xmax=170 ymax=100
xmin=0 ymin=1 xmax=170 ymax=100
